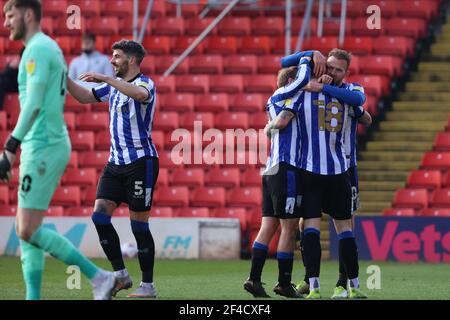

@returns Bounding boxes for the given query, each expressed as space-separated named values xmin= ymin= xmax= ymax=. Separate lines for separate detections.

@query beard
xmin=114 ymin=61 xmax=129 ymax=78
xmin=11 ymin=17 xmax=26 ymax=40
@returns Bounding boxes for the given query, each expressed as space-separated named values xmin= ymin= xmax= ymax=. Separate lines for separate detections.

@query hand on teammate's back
xmin=312 ymin=51 xmax=326 ymax=78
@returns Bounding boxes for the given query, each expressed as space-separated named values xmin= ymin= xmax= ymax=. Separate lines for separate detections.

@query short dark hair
xmin=112 ymin=40 xmax=146 ymax=65
xmin=3 ymin=0 xmax=42 ymax=22
xmin=82 ymin=33 xmax=96 ymax=42
xmin=328 ymin=48 xmax=352 ymax=70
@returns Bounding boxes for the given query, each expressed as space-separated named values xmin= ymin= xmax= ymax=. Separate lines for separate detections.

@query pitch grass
xmin=0 ymin=257 xmax=449 ymax=300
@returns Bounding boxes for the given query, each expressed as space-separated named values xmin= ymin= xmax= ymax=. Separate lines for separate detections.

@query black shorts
xmin=262 ymin=162 xmax=302 ymax=219
xmin=96 ymin=156 xmax=159 ymax=212
xmin=299 ymin=169 xmax=352 ymax=221
xmin=349 ymin=166 xmax=360 ymax=214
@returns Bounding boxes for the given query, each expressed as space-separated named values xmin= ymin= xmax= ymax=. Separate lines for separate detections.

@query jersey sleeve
xmin=25 ymin=45 xmax=51 ymax=85
xmin=136 ymin=77 xmax=154 ymax=103
xmin=92 ymin=82 xmax=111 ymax=102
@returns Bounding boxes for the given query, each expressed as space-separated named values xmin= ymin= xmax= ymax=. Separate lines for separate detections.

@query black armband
xmin=5 ymin=135 xmax=21 ymax=154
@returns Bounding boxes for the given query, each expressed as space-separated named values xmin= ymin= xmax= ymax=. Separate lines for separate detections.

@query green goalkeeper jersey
xmin=14 ymin=31 xmax=68 ymax=150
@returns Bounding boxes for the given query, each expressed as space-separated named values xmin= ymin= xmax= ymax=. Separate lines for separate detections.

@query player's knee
xmin=94 ymin=199 xmax=116 ymax=215
xmin=17 ymin=227 xmax=34 ymax=242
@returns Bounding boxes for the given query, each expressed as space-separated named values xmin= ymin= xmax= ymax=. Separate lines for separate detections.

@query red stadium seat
xmin=65 ymin=95 xmax=91 ymax=113
xmin=371 ymin=0 xmax=398 ymax=18
xmin=101 ymin=0 xmax=133 ymax=17
xmin=171 ymin=36 xmax=205 ymax=55
xmin=42 ymin=0 xmax=68 ymax=17
xmin=434 ymin=133 xmax=450 ymax=151
xmin=62 ymin=168 xmax=97 ymax=187
xmin=164 ymin=129 xmax=191 ymax=150
xmin=158 ymin=150 xmax=183 ymax=170
xmin=213 ymin=207 xmax=248 ymax=233
xmin=175 ymin=207 xmax=211 ymax=218
xmin=40 ymin=17 xmax=54 ymax=35
xmin=76 ymin=112 xmax=108 ymax=131
xmin=393 ymin=188 xmax=428 ymax=211
xmin=0 ymin=205 xmax=17 ymax=216
xmin=68 ymin=151 xmax=79 ymax=169
xmin=430 ymin=188 xmax=450 ymax=208
xmin=154 ymin=56 xmax=189 ymax=75
xmin=382 ymin=208 xmax=416 ymax=216
xmin=191 ymin=187 xmax=226 ymax=207
xmin=195 ymin=94 xmax=229 ymax=113
xmin=4 ymin=39 xmax=23 ymax=55
xmin=175 ymin=75 xmax=209 ymax=94
xmin=257 ymin=55 xmax=282 ymax=74
xmin=238 ymin=36 xmax=271 ymax=55
xmin=72 ymin=0 xmax=101 ymax=17
xmin=9 ymin=168 xmax=20 ymax=187
xmin=230 ymin=94 xmax=264 ymax=113
xmin=95 ymin=131 xmax=111 ymax=151
xmin=69 ymin=131 xmax=95 ymax=151
xmin=0 ymin=185 xmax=8 ymax=205
xmin=156 ymin=168 xmax=168 ymax=187
xmin=251 ymin=17 xmax=284 ymax=36
xmin=386 ymin=18 xmax=426 ymax=38
xmin=421 ymin=152 xmax=450 ymax=171
xmin=53 ymin=16 xmax=88 ymax=37
xmin=443 ymin=173 xmax=450 ymax=188
xmin=142 ymin=36 xmax=171 ymax=55
xmin=166 ymin=2 xmax=200 ymax=17
xmin=331 ymin=0 xmax=366 ymax=17
xmin=81 ymin=186 xmax=97 ymax=206
xmin=189 ymin=55 xmax=223 ymax=74
xmin=119 ymin=16 xmax=152 ymax=36
xmin=322 ymin=19 xmax=352 ymax=36
xmin=206 ymin=168 xmax=240 ymax=188
xmin=153 ymin=112 xmax=179 ymax=131
xmin=115 ymin=206 xmax=130 ymax=217
xmin=373 ymin=36 xmax=414 ymax=58
xmin=160 ymin=93 xmax=194 ymax=113
xmin=249 ymin=112 xmax=269 ymax=130
xmin=171 ymin=168 xmax=204 ymax=187
xmin=249 ymin=226 xmax=280 ymax=256
xmin=218 ymin=17 xmax=251 ymax=36
xmin=153 ymin=17 xmax=185 ymax=36
xmin=352 ymin=17 xmax=386 ymax=37
xmin=45 ymin=206 xmax=64 ymax=217
xmin=205 ymin=36 xmax=237 ymax=55
xmin=89 ymin=17 xmax=119 ymax=35
xmin=152 ymin=75 xmax=175 ymax=94
xmin=79 ymin=151 xmax=109 ymax=169
xmin=140 ymin=56 xmax=155 ymax=75
xmin=209 ymin=75 xmax=243 ymax=94
xmin=346 ymin=75 xmax=389 ymax=97
xmin=228 ymin=187 xmax=261 ymax=207
xmin=154 ymin=186 xmax=189 ymax=207
xmin=242 ymin=168 xmax=262 ymax=187
xmin=185 ymin=18 xmax=215 ymax=36
xmin=398 ymin=0 xmax=438 ymax=19
xmin=53 ymin=37 xmax=74 ymax=55
xmin=151 ymin=207 xmax=174 ymax=218
xmin=407 ymin=170 xmax=442 ymax=191
xmin=223 ymin=55 xmax=257 ymax=74
xmin=420 ymin=208 xmax=450 ymax=217
xmin=66 ymin=206 xmax=93 ymax=217
xmin=139 ymin=0 xmax=166 ymax=17
xmin=214 ymin=112 xmax=249 ymax=130
xmin=343 ymin=36 xmax=373 ymax=55
xmin=348 ymin=55 xmax=360 ymax=75
xmin=63 ymin=112 xmax=75 ymax=131
xmin=180 ymin=112 xmax=214 ymax=130
xmin=51 ymin=186 xmax=81 ymax=207
xmin=291 ymin=17 xmax=318 ymax=37
xmin=359 ymin=56 xmax=401 ymax=77
xmin=244 ymin=75 xmax=276 ymax=94
xmin=303 ymin=37 xmax=338 ymax=55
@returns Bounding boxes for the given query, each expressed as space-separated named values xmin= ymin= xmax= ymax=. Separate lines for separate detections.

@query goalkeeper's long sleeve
xmin=12 ymin=83 xmax=45 ymax=141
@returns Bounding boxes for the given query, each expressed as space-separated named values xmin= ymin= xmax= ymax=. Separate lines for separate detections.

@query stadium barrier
xmin=329 ymin=217 xmax=450 ymax=263
xmin=0 ymin=217 xmax=240 ymax=260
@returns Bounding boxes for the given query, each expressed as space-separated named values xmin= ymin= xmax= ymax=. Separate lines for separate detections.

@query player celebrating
xmin=0 ymin=0 xmax=116 ymax=300
xmin=278 ymin=48 xmax=368 ymax=299
xmin=67 ymin=40 xmax=159 ymax=298
xmin=244 ymin=50 xmax=325 ymax=298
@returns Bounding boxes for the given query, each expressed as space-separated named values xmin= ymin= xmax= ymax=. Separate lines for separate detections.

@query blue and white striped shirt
xmin=264 ymin=61 xmax=311 ymax=173
xmin=92 ymin=73 xmax=158 ymax=165
xmin=344 ymin=104 xmax=365 ymax=168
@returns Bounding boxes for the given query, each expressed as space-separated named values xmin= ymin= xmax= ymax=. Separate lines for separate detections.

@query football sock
xmin=29 ymin=225 xmax=99 ymax=280
xmin=336 ymin=252 xmax=348 ymax=288
xmin=249 ymin=241 xmax=268 ymax=283
xmin=338 ymin=231 xmax=359 ymax=281
xmin=92 ymin=212 xmax=125 ymax=271
xmin=299 ymin=231 xmax=309 ymax=283
xmin=276 ymin=251 xmax=294 ymax=287
xmin=131 ymin=220 xmax=155 ymax=283
xmin=349 ymin=277 xmax=360 ymax=289
xmin=309 ymin=277 xmax=320 ymax=290
xmin=302 ymin=228 xmax=321 ymax=280
xmin=20 ymin=240 xmax=45 ymax=300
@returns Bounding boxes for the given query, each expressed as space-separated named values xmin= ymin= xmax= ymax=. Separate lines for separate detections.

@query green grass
xmin=0 ymin=257 xmax=449 ymax=300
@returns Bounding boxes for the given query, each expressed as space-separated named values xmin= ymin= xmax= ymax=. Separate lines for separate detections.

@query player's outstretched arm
xmin=67 ymin=77 xmax=99 ymax=104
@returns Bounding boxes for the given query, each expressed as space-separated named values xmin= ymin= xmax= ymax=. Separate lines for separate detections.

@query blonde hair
xmin=277 ymin=66 xmax=298 ymax=88
xmin=328 ymin=48 xmax=352 ymax=70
